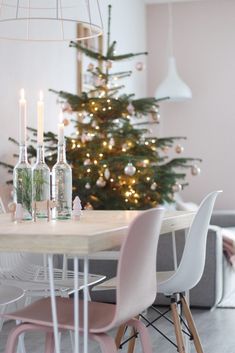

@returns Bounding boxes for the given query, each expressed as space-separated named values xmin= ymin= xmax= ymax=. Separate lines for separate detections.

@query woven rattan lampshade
xmin=0 ymin=0 xmax=103 ymax=41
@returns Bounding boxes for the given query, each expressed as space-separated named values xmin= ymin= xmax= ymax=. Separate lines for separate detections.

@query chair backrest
xmin=166 ymin=190 xmax=222 ymax=293
xmin=112 ymin=207 xmax=164 ymax=327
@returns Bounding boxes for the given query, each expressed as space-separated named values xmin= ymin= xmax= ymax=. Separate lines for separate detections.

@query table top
xmin=0 ymin=210 xmax=195 ymax=255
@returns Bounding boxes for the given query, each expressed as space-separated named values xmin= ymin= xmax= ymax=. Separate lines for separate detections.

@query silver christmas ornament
xmin=96 ymin=177 xmax=106 ymax=188
xmin=191 ymin=165 xmax=201 ymax=176
xmin=175 ymin=144 xmax=184 ymax=154
xmin=85 ymin=182 xmax=91 ymax=190
xmin=172 ymin=183 xmax=182 ymax=192
xmin=124 ymin=163 xmax=136 ymax=176
xmin=104 ymin=168 xmax=111 ymax=180
xmin=150 ymin=182 xmax=157 ymax=191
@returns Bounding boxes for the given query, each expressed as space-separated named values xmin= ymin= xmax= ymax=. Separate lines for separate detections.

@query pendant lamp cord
xmin=168 ymin=2 xmax=173 ymax=57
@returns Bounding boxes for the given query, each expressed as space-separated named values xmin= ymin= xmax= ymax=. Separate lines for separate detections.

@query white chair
xmin=93 ymin=191 xmax=222 ymax=353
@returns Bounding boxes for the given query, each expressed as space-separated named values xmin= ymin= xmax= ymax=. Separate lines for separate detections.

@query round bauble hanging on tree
xmin=63 ymin=118 xmax=70 ymax=126
xmin=127 ymin=103 xmax=135 ymax=116
xmin=104 ymin=168 xmax=111 ymax=180
xmin=172 ymin=183 xmax=182 ymax=192
xmin=96 ymin=176 xmax=106 ymax=188
xmin=124 ymin=162 xmax=136 ymax=176
xmin=175 ymin=144 xmax=184 ymax=154
xmin=85 ymin=182 xmax=91 ymax=190
xmin=150 ymin=182 xmax=157 ymax=191
xmin=135 ymin=61 xmax=145 ymax=71
xmin=191 ymin=165 xmax=201 ymax=176
xmin=84 ymin=159 xmax=91 ymax=166
xmin=109 ymin=137 xmax=115 ymax=147
xmin=84 ymin=202 xmax=93 ymax=210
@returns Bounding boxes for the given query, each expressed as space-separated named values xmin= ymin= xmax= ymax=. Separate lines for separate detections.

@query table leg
xmin=74 ymin=256 xmax=80 ymax=353
xmin=48 ymin=255 xmax=60 ymax=353
xmin=83 ymin=256 xmax=89 ymax=353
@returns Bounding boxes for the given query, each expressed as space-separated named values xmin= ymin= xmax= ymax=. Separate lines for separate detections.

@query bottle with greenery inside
xmin=13 ymin=144 xmax=32 ymax=220
xmin=32 ymin=144 xmax=50 ymax=218
xmin=52 ymin=122 xmax=72 ymax=219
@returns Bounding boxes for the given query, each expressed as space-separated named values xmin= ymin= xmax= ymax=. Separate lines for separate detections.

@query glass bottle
xmin=52 ymin=142 xmax=72 ymax=220
xmin=32 ymin=145 xmax=50 ymax=219
xmin=13 ymin=144 xmax=32 ymax=220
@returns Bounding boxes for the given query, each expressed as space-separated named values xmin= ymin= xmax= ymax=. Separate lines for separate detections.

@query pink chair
xmin=3 ymin=207 xmax=165 ymax=353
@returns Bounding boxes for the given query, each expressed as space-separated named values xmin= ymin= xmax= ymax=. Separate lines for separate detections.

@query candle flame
xmin=20 ymin=88 xmax=25 ymax=100
xmin=39 ymin=90 xmax=43 ymax=101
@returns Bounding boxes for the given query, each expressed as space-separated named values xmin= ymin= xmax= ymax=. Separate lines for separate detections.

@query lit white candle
xmin=37 ymin=90 xmax=44 ymax=145
xmin=19 ymin=88 xmax=27 ymax=145
xmin=58 ymin=111 xmax=64 ymax=145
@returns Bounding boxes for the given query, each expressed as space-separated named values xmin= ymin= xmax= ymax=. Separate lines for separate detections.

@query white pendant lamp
xmin=155 ymin=2 xmax=192 ymax=102
xmin=0 ymin=0 xmax=103 ymax=42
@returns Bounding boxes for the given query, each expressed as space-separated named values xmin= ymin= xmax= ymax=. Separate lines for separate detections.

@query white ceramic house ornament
xmin=72 ymin=196 xmax=83 ymax=220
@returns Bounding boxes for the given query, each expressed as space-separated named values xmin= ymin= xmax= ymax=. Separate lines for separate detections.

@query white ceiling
xmin=146 ymin=0 xmax=206 ymax=3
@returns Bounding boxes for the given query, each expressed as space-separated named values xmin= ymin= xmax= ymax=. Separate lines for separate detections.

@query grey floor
xmin=0 ymin=307 xmax=234 ymax=353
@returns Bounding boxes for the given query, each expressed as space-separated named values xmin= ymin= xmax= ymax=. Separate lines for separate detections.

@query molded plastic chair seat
xmin=4 ymin=297 xmax=116 ymax=333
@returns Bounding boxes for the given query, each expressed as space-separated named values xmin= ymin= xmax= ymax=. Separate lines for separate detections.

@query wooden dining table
xmin=0 ymin=210 xmax=195 ymax=353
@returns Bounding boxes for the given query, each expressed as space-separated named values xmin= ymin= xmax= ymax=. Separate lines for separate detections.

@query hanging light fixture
xmin=0 ymin=0 xmax=103 ymax=41
xmin=155 ymin=2 xmax=192 ymax=102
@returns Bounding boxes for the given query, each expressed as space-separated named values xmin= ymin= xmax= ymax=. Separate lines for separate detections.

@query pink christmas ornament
xmin=135 ymin=61 xmax=145 ymax=71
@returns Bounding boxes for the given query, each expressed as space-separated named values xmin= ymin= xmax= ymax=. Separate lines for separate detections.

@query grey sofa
xmin=88 ymin=211 xmax=235 ymax=309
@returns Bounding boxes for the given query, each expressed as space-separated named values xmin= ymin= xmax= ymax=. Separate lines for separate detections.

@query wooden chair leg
xmin=127 ymin=327 xmax=137 ymax=353
xmin=127 ymin=315 xmax=140 ymax=353
xmin=181 ymin=295 xmax=204 ymax=353
xmin=115 ymin=324 xmax=127 ymax=349
xmin=170 ymin=301 xmax=186 ymax=353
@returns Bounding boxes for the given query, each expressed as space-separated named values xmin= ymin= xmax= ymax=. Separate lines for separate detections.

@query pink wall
xmin=147 ymin=0 xmax=235 ymax=209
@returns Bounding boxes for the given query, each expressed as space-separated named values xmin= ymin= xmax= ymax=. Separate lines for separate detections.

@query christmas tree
xmin=0 ymin=5 xmax=201 ymax=210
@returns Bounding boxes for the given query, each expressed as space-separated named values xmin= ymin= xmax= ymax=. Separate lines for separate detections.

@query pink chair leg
xmin=45 ymin=331 xmax=55 ymax=353
xmin=127 ymin=318 xmax=153 ymax=353
xmin=4 ymin=324 xmax=54 ymax=353
xmin=90 ymin=333 xmax=117 ymax=353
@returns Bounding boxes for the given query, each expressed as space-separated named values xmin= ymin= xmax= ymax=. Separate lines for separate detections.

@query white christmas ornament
xmin=191 ymin=165 xmax=201 ymax=176
xmin=85 ymin=182 xmax=91 ymax=189
xmin=127 ymin=103 xmax=135 ymax=116
xmin=72 ymin=196 xmax=83 ymax=220
xmin=172 ymin=183 xmax=182 ymax=192
xmin=124 ymin=163 xmax=136 ymax=176
xmin=96 ymin=177 xmax=106 ymax=188
xmin=104 ymin=168 xmax=111 ymax=180
xmin=150 ymin=182 xmax=157 ymax=191
xmin=109 ymin=137 xmax=115 ymax=147
xmin=84 ymin=159 xmax=91 ymax=166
